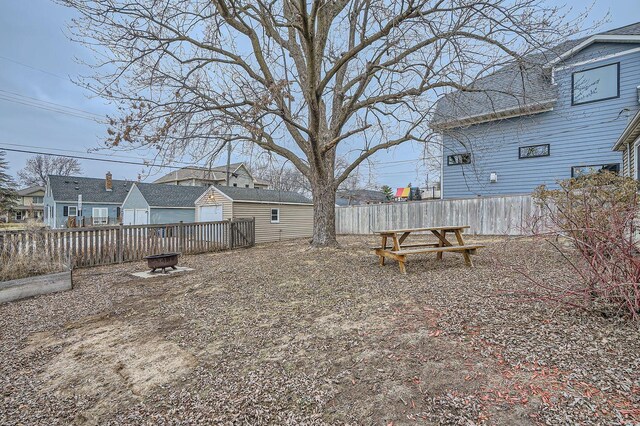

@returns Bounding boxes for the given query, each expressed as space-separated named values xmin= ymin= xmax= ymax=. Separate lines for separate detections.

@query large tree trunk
xmin=310 ymin=179 xmax=338 ymax=247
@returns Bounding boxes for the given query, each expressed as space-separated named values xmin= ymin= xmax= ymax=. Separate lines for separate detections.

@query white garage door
xmin=123 ymin=209 xmax=148 ymax=225
xmin=199 ymin=205 xmax=223 ymax=222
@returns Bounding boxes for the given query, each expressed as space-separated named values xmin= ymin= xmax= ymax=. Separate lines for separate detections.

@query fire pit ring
xmin=144 ymin=252 xmax=180 ymax=274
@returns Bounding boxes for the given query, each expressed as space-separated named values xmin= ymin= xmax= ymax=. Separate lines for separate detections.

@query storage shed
xmin=122 ymin=183 xmax=208 ymax=225
xmin=195 ymin=186 xmax=314 ymax=243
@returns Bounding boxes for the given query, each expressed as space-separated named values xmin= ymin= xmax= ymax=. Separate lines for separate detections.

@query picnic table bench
xmin=373 ymin=226 xmax=484 ymax=274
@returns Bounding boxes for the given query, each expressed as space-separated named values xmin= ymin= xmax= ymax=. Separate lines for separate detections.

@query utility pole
xmin=226 ymin=140 xmax=232 ymax=186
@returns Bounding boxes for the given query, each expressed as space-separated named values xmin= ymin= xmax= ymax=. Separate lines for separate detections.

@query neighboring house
xmin=44 ymin=173 xmax=131 ymax=228
xmin=431 ymin=22 xmax=640 ymax=198
xmin=613 ymin=110 xmax=640 ymax=177
xmin=154 ymin=162 xmax=270 ymax=189
xmin=336 ymin=189 xmax=388 ymax=206
xmin=121 ymin=183 xmax=208 ymax=225
xmin=12 ymin=186 xmax=45 ymax=221
xmin=195 ymin=186 xmax=313 ymax=243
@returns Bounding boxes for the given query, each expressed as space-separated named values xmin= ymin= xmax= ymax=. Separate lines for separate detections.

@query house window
xmin=245 ymin=184 xmax=249 ymax=188
xmin=519 ymin=144 xmax=550 ymax=159
xmin=572 ymin=63 xmax=620 ymax=105
xmin=92 ymin=207 xmax=109 ymax=225
xmin=233 ymin=183 xmax=237 ymax=187
xmin=447 ymin=153 xmax=471 ymax=166
xmin=64 ymin=206 xmax=78 ymax=217
xmin=571 ymin=163 xmax=620 ymax=178
xmin=32 ymin=196 xmax=44 ymax=204
xmin=270 ymin=208 xmax=280 ymax=223
xmin=15 ymin=211 xmax=23 ymax=220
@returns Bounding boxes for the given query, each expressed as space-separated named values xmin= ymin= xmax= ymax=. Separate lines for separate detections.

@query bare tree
xmin=18 ymin=155 xmax=82 ymax=187
xmin=61 ymin=0 xmax=580 ymax=246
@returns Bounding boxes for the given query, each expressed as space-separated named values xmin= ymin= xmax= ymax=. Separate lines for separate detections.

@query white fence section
xmin=336 ymin=194 xmax=540 ymax=235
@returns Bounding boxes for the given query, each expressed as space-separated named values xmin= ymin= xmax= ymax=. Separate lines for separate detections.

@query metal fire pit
xmin=144 ymin=252 xmax=180 ymax=273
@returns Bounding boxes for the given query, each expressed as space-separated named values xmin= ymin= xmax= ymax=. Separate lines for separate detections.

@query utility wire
xmin=0 ymin=55 xmax=69 ymax=81
xmin=0 ymin=89 xmax=103 ymax=118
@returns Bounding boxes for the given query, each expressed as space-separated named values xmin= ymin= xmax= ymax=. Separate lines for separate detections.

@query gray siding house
xmin=44 ymin=173 xmax=131 ymax=228
xmin=432 ymin=23 xmax=640 ymax=198
xmin=121 ymin=183 xmax=207 ymax=225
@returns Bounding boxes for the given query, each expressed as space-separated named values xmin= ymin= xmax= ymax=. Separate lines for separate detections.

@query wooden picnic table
xmin=372 ymin=225 xmax=484 ymax=274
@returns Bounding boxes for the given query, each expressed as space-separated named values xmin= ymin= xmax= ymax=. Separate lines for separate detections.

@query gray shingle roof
xmin=17 ymin=185 xmax=45 ymax=196
xmin=48 ymin=175 xmax=133 ymax=203
xmin=213 ymin=186 xmax=312 ymax=204
xmin=153 ymin=163 xmax=245 ymax=184
xmin=432 ymin=22 xmax=640 ymax=129
xmin=135 ymin=183 xmax=207 ymax=207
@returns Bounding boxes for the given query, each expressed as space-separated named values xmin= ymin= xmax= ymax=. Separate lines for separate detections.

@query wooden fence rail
xmin=0 ymin=218 xmax=255 ymax=268
xmin=336 ymin=194 xmax=541 ymax=235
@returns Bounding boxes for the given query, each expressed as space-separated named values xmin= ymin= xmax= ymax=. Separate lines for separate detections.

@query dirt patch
xmin=1 ymin=236 xmax=639 ymax=425
xmin=28 ymin=318 xmax=195 ymax=424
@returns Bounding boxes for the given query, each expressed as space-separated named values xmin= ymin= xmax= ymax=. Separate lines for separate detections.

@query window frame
xmin=571 ymin=62 xmax=620 ymax=106
xmin=571 ymin=163 xmax=620 ymax=178
xmin=519 ymin=144 xmax=550 ymax=159
xmin=446 ymin=153 xmax=472 ymax=166
xmin=67 ymin=206 xmax=78 ymax=217
xmin=92 ymin=207 xmax=109 ymax=225
xmin=270 ymin=208 xmax=280 ymax=224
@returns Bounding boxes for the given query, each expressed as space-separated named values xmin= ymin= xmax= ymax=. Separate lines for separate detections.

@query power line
xmin=0 ymin=89 xmax=103 ymax=118
xmin=0 ymin=55 xmax=69 ymax=81
xmin=0 ymin=91 xmax=105 ymax=122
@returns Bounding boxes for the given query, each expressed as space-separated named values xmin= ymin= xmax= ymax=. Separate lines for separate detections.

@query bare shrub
xmin=523 ymin=172 xmax=640 ymax=320
xmin=0 ymin=222 xmax=68 ymax=282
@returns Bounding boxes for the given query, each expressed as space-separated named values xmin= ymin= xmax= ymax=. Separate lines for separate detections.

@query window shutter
xmin=63 ymin=206 xmax=68 ymax=217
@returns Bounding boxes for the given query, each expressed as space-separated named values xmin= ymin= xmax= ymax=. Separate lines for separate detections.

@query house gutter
xmin=612 ymin=110 xmax=640 ymax=151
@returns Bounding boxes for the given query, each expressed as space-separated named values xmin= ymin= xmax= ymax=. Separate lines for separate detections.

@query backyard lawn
xmin=1 ymin=235 xmax=639 ymax=425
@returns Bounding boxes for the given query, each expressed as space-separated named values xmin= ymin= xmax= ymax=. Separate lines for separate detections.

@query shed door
xmin=123 ymin=209 xmax=148 ymax=225
xmin=135 ymin=209 xmax=149 ymax=225
xmin=123 ymin=209 xmax=135 ymax=225
xmin=199 ymin=205 xmax=223 ymax=222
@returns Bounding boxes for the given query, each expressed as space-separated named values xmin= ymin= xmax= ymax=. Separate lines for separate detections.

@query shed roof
xmin=432 ymin=22 xmax=640 ymax=129
xmin=48 ymin=175 xmax=132 ymax=203
xmin=134 ymin=183 xmax=208 ymax=207
xmin=203 ymin=186 xmax=312 ymax=205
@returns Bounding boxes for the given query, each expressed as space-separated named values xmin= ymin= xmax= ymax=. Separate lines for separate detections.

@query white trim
xmin=432 ymin=102 xmax=555 ymax=130
xmin=270 ymin=208 xmax=280 ymax=223
xmin=634 ymin=137 xmax=640 ymax=180
xmin=613 ymin=110 xmax=640 ymax=151
xmin=55 ymin=200 xmax=123 ymax=205
xmin=553 ymin=46 xmax=640 ymax=73
xmin=547 ymin=35 xmax=640 ymax=67
xmin=148 ymin=206 xmax=196 ymax=209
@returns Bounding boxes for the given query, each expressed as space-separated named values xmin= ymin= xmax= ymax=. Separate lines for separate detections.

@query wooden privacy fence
xmin=336 ymin=194 xmax=541 ymax=235
xmin=0 ymin=218 xmax=255 ymax=268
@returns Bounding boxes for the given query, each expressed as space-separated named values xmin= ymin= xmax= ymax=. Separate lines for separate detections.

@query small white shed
xmin=195 ymin=186 xmax=314 ymax=243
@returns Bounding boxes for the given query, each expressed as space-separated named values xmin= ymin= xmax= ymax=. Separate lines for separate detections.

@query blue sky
xmin=0 ymin=0 xmax=638 ymax=188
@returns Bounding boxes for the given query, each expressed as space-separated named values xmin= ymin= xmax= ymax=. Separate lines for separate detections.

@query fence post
xmin=117 ymin=224 xmax=124 ymax=263
xmin=230 ymin=219 xmax=235 ymax=249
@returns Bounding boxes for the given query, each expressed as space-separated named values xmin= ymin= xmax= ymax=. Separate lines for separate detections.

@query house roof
xmin=432 ymin=22 xmax=640 ymax=130
xmin=336 ymin=189 xmax=387 ymax=206
xmin=48 ymin=175 xmax=133 ymax=203
xmin=134 ymin=183 xmax=208 ymax=208
xmin=153 ymin=163 xmax=246 ymax=184
xmin=17 ymin=185 xmax=45 ymax=196
xmin=613 ymin=110 xmax=640 ymax=151
xmin=204 ymin=185 xmax=312 ymax=205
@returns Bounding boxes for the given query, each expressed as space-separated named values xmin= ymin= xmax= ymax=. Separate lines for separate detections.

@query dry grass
xmin=1 ymin=235 xmax=639 ymax=425
xmin=0 ymin=223 xmax=67 ymax=282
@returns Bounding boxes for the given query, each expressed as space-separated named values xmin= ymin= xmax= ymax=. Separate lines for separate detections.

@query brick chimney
xmin=105 ymin=172 xmax=113 ymax=191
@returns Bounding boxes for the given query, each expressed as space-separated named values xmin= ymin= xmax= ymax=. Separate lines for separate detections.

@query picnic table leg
xmin=379 ymin=235 xmax=387 ymax=266
xmin=454 ymin=229 xmax=473 ymax=267
xmin=398 ymin=254 xmax=406 ymax=274
xmin=436 ymin=230 xmax=446 ymax=261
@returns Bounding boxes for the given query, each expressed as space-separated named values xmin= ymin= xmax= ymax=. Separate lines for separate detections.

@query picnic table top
xmin=373 ymin=225 xmax=470 ymax=234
